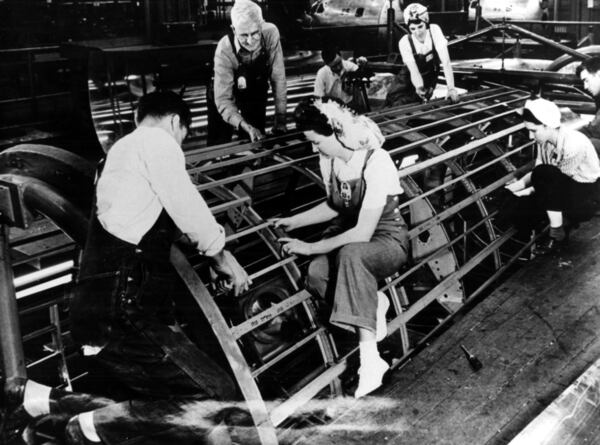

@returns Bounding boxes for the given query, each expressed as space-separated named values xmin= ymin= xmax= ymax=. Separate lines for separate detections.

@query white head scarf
xmin=404 ymin=2 xmax=429 ymax=25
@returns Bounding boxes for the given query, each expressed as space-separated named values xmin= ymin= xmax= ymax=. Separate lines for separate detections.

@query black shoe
xmin=1 ymin=378 xmax=32 ymax=443
xmin=533 ymin=237 xmax=561 ymax=256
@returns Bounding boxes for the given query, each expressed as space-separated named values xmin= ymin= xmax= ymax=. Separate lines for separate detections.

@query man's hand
xmin=271 ymin=122 xmax=287 ymax=136
xmin=278 ymin=237 xmax=313 ymax=256
xmin=210 ymin=250 xmax=252 ymax=296
xmin=446 ymin=87 xmax=459 ymax=103
xmin=271 ymin=113 xmax=287 ymax=136
xmin=270 ymin=216 xmax=300 ymax=232
xmin=240 ymin=121 xmax=264 ymax=142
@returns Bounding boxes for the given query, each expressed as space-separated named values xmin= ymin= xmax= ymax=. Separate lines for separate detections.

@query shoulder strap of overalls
xmin=429 ymin=29 xmax=440 ymax=63
xmin=408 ymin=34 xmax=418 ymax=57
xmin=358 ymin=149 xmax=376 ymax=202
xmin=227 ymin=33 xmax=243 ymax=65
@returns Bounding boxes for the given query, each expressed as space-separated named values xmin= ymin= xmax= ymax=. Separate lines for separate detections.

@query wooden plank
xmin=508 ymin=358 xmax=600 ymax=445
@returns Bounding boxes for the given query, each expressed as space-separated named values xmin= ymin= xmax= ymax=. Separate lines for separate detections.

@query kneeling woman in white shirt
xmin=274 ymin=97 xmax=409 ymax=398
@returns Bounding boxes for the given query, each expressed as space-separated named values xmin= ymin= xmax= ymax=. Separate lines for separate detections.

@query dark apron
xmin=385 ymin=29 xmax=440 ymax=107
xmin=325 ymin=150 xmax=409 ymax=249
xmin=206 ymin=33 xmax=271 ymax=145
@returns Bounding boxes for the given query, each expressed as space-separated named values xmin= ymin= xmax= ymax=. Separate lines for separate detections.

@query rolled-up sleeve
xmin=314 ymin=67 xmax=327 ymax=97
xmin=214 ymin=38 xmax=244 ymax=129
xmin=264 ymin=23 xmax=287 ymax=117
xmin=143 ymin=135 xmax=225 ymax=256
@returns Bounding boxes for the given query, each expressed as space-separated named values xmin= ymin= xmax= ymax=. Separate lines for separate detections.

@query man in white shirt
xmin=314 ymin=46 xmax=358 ymax=105
xmin=5 ymin=91 xmax=252 ymax=445
xmin=314 ymin=46 xmax=370 ymax=112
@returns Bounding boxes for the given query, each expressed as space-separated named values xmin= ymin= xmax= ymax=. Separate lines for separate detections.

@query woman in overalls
xmin=207 ymin=0 xmax=287 ymax=145
xmin=274 ymin=97 xmax=409 ymax=398
xmin=385 ymin=2 xmax=459 ymax=106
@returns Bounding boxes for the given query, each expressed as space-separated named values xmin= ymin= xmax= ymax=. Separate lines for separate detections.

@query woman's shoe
xmin=354 ymin=356 xmax=389 ymax=398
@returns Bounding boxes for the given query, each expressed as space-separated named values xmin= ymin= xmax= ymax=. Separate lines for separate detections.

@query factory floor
xmin=284 ymin=217 xmax=600 ymax=445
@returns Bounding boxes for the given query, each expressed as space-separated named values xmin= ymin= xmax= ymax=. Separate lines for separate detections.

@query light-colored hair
xmin=231 ymin=0 xmax=264 ymax=29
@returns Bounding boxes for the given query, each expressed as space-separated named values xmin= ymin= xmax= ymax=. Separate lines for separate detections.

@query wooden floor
xmin=284 ymin=218 xmax=600 ymax=445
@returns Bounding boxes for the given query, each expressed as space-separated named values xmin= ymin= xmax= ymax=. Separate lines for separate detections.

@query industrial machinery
xmin=1 ymin=83 xmax=549 ymax=444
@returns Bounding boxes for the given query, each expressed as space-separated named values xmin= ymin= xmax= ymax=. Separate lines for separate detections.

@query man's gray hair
xmin=231 ymin=0 xmax=264 ymax=28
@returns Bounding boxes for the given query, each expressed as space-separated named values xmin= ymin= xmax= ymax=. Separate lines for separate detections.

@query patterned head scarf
xmin=313 ymin=99 xmax=385 ymax=150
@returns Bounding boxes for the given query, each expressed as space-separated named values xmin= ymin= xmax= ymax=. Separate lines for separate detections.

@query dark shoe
xmin=533 ymin=237 xmax=561 ymax=256
xmin=1 ymin=378 xmax=32 ymax=442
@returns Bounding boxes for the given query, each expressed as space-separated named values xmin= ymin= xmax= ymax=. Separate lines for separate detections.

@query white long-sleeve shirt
xmin=96 ymin=126 xmax=225 ymax=255
xmin=314 ymin=59 xmax=358 ymax=104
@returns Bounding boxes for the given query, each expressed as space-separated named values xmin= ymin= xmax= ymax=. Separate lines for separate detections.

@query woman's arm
xmin=309 ymin=204 xmax=384 ymax=254
xmin=399 ymin=37 xmax=424 ymax=92
xmin=271 ymin=200 xmax=338 ymax=232
xmin=431 ymin=25 xmax=458 ymax=102
xmin=279 ymin=203 xmax=385 ymax=256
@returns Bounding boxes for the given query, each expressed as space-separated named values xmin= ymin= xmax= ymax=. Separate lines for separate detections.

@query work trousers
xmin=531 ymin=164 xmax=600 ymax=222
xmin=305 ymin=233 xmax=407 ymax=333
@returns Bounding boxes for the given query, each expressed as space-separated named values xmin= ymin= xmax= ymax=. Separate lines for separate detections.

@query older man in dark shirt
xmin=207 ymin=0 xmax=287 ymax=145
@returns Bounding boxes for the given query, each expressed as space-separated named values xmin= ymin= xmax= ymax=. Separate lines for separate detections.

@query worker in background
xmin=207 ymin=0 xmax=287 ymax=145
xmin=274 ymin=97 xmax=409 ymax=398
xmin=577 ymin=56 xmax=600 ymax=154
xmin=385 ymin=2 xmax=459 ymax=106
xmin=314 ymin=46 xmax=369 ymax=112
xmin=506 ymin=98 xmax=600 ymax=255
xmin=4 ymin=91 xmax=252 ymax=445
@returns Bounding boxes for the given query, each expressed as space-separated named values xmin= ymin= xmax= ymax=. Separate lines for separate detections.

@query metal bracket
xmin=0 ymin=177 xmax=31 ymax=229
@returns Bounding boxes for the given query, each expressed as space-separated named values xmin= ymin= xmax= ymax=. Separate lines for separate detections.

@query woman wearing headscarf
xmin=506 ymin=98 xmax=600 ymax=254
xmin=386 ymin=2 xmax=459 ymax=106
xmin=273 ymin=97 xmax=409 ymax=398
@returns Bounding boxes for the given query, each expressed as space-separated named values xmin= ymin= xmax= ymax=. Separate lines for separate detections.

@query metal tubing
xmin=171 ymin=246 xmax=279 ymax=445
xmin=194 ymin=108 xmax=525 ymax=195
xmin=379 ymin=211 xmax=500 ymax=294
xmin=391 ymin=228 xmax=517 ymax=328
xmin=387 ymin=1 xmax=396 ymax=55
xmin=504 ymin=23 xmax=591 ymax=61
xmin=389 ymin=118 xmax=524 ymax=158
xmin=370 ymin=86 xmax=510 ymax=119
xmin=381 ymin=95 xmax=528 ymax=133
xmin=252 ymin=328 xmax=325 ymax=378
xmin=448 ymin=24 xmax=501 ymax=47
xmin=407 ymin=165 xmax=529 ymax=239
xmin=231 ymin=290 xmax=312 ymax=339
xmin=0 ymin=224 xmax=27 ymax=382
xmin=398 ymin=141 xmax=534 ymax=212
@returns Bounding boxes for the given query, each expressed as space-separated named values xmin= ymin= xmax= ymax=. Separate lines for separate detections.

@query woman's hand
xmin=513 ymin=186 xmax=534 ymax=197
xmin=446 ymin=88 xmax=459 ymax=103
xmin=505 ymin=179 xmax=525 ymax=194
xmin=270 ymin=216 xmax=300 ymax=232
xmin=278 ymin=237 xmax=313 ymax=256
